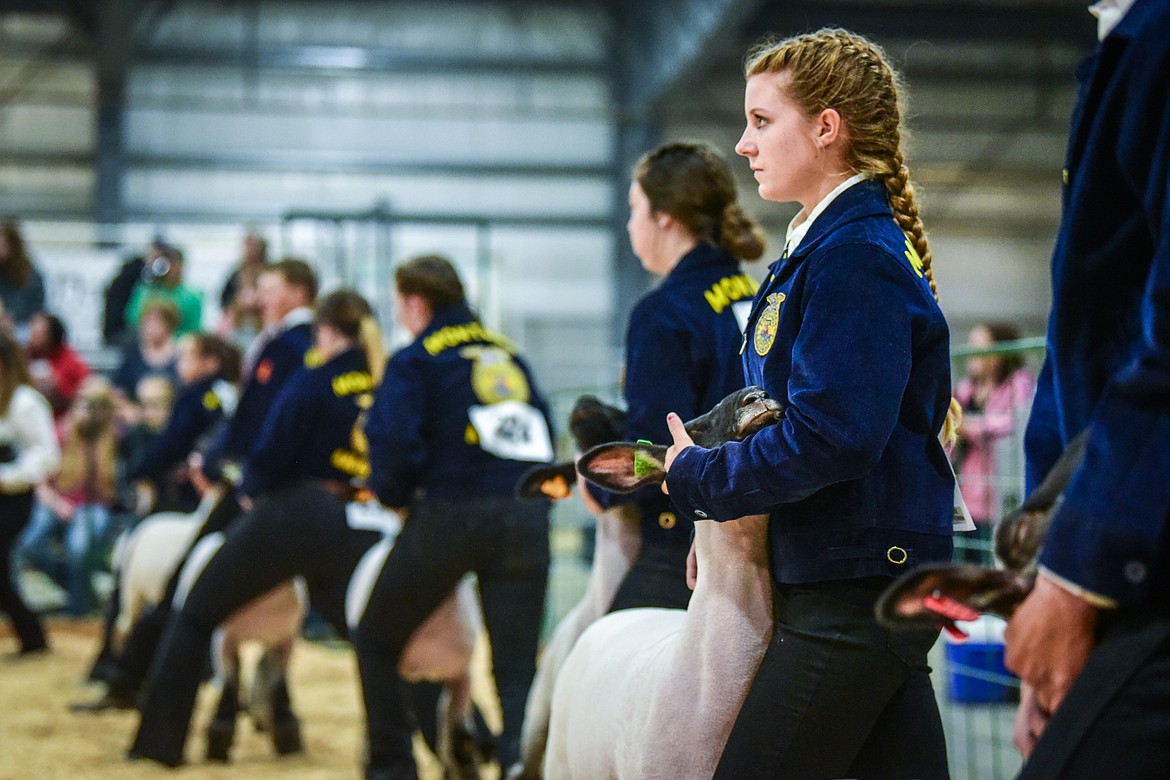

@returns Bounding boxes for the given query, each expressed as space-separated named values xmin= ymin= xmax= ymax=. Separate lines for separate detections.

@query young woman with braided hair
xmin=661 ymin=29 xmax=953 ymax=778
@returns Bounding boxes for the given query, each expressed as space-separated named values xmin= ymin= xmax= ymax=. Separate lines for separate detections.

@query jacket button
xmin=1124 ymin=560 xmax=1147 ymax=584
xmin=694 ymin=509 xmax=708 ymax=519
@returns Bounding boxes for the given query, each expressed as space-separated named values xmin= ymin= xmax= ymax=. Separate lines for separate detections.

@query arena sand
xmin=0 ymin=619 xmax=502 ymax=780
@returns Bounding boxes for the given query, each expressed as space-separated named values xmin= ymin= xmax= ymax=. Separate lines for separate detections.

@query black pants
xmin=351 ymin=495 xmax=550 ymax=778
xmin=105 ymin=488 xmax=241 ymax=699
xmin=607 ymin=540 xmax=692 ymax=612
xmin=713 ymin=578 xmax=949 ymax=780
xmin=1017 ymin=611 xmax=1170 ymax=780
xmin=130 ymin=482 xmax=379 ymax=766
xmin=0 ymin=491 xmax=47 ymax=653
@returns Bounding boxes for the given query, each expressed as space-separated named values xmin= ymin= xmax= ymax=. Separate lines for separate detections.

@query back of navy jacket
xmin=666 ymin=180 xmax=954 ymax=582
xmin=240 ymin=347 xmax=373 ymax=498
xmin=1025 ymin=0 xmax=1170 ymax=609
xmin=365 ymin=304 xmax=554 ymax=508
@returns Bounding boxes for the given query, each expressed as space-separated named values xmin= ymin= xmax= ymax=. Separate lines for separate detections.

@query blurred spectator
xmin=126 ymin=245 xmax=203 ymax=337
xmin=117 ymin=374 xmax=189 ymax=516
xmin=216 ymin=230 xmax=267 ymax=348
xmin=26 ymin=311 xmax=90 ymax=422
xmin=125 ymin=332 xmax=239 ymax=517
xmin=0 ymin=221 xmax=47 ymax=342
xmin=20 ymin=376 xmax=119 ymax=617
xmin=102 ymin=251 xmax=151 ymax=348
xmin=110 ymin=298 xmax=180 ymax=404
xmin=954 ymin=322 xmax=1036 ymax=561
xmin=0 ymin=330 xmax=60 ymax=656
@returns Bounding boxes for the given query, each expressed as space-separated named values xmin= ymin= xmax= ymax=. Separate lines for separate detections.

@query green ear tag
xmin=634 ymin=439 xmax=655 ymax=478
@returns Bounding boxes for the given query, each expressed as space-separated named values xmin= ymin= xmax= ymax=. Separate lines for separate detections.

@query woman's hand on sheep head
xmin=661 ymin=412 xmax=694 ymax=495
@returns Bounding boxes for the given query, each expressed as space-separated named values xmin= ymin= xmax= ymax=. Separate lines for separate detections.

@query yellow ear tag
xmin=633 ymin=440 xmax=655 ymax=479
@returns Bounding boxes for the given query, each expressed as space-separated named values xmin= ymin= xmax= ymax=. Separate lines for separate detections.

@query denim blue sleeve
xmin=1022 ymin=356 xmax=1063 ymax=495
xmin=665 ymin=245 xmax=919 ymax=521
xmin=365 ymin=353 xmax=428 ymax=507
xmin=1040 ymin=33 xmax=1170 ymax=607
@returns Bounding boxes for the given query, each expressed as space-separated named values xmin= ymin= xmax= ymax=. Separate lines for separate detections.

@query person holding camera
xmin=125 ymin=244 xmax=203 ymax=337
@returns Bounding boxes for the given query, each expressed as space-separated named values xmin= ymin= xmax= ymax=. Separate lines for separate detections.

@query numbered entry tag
xmin=468 ymin=400 xmax=554 ymax=463
xmin=346 ymin=501 xmax=403 ymax=539
xmin=949 ymin=459 xmax=976 ymax=533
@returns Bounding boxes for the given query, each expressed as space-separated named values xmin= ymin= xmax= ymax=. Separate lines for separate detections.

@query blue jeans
xmin=20 ymin=501 xmax=112 ymax=617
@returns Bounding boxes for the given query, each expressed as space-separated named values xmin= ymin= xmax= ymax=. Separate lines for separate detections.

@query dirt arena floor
xmin=0 ymin=619 xmax=503 ymax=780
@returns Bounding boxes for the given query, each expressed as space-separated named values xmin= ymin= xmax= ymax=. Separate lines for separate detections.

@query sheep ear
xmin=577 ymin=442 xmax=668 ymax=493
xmin=515 ymin=462 xmax=576 ymax=501
xmin=875 ymin=564 xmax=1028 ymax=633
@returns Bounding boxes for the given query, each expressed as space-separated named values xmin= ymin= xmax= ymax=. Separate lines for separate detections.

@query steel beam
xmin=748 ymin=1 xmax=1095 ymax=48
xmin=615 ymin=0 xmax=766 ymax=116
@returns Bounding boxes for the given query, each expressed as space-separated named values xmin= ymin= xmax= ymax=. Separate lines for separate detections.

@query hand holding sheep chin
xmin=661 ymin=412 xmax=694 ymax=496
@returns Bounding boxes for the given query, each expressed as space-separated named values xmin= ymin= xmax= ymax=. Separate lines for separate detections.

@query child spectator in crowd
xmin=110 ymin=299 xmax=180 ymax=405
xmin=124 ymin=332 xmax=239 ymax=517
xmin=117 ymin=374 xmax=184 ymax=516
xmin=20 ymin=376 xmax=119 ymax=617
xmin=954 ymin=321 xmax=1036 ymax=562
xmin=25 ymin=311 xmax=90 ymax=423
xmin=0 ymin=221 xmax=46 ymax=342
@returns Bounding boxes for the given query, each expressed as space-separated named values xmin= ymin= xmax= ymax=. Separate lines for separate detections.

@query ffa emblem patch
xmin=461 ymin=346 xmax=531 ymax=404
xmin=256 ymin=358 xmax=273 ymax=384
xmin=753 ymin=293 xmax=785 ymax=356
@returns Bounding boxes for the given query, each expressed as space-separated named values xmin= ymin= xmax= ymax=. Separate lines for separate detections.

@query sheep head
xmin=576 ymin=386 xmax=784 ymax=494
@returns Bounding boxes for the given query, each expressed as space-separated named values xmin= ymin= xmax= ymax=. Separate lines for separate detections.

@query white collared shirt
xmin=783 ymin=173 xmax=870 ymax=258
xmin=1089 ymin=0 xmax=1137 ymax=40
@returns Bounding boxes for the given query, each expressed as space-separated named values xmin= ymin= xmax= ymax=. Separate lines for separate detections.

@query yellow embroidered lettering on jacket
xmin=332 ymin=371 xmax=376 ymax=398
xmin=330 ymin=449 xmax=370 ymax=479
xmin=704 ymin=274 xmax=759 ymax=314
xmin=903 ymin=238 xmax=924 ymax=278
xmin=423 ymin=323 xmax=516 ymax=356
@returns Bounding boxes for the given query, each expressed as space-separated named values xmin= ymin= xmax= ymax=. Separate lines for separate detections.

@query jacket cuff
xmin=1039 ymin=500 xmax=1154 ymax=608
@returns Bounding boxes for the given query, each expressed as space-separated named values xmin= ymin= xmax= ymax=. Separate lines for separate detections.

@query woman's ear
xmin=814 ymin=107 xmax=842 ymax=150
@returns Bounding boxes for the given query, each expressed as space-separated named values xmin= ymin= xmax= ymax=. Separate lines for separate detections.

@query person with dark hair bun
xmin=583 ymin=140 xmax=767 ymax=613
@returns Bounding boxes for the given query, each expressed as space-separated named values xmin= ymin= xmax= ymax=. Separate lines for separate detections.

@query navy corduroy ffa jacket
xmin=239 ymin=347 xmax=373 ymax=499
xmin=1025 ymin=0 xmax=1170 ymax=609
xmin=666 ymin=179 xmax=954 ymax=582
xmin=365 ymin=303 xmax=554 ymax=508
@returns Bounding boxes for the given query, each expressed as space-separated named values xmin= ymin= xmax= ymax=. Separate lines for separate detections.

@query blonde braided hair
xmin=745 ymin=28 xmax=938 ymax=300
xmin=746 ymin=29 xmax=959 ymax=441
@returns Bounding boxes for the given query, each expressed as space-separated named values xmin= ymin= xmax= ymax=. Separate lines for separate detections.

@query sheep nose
xmin=743 ymin=390 xmax=762 ymax=404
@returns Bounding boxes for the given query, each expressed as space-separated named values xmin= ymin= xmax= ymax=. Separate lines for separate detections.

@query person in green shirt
xmin=126 ymin=245 xmax=203 ymax=337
